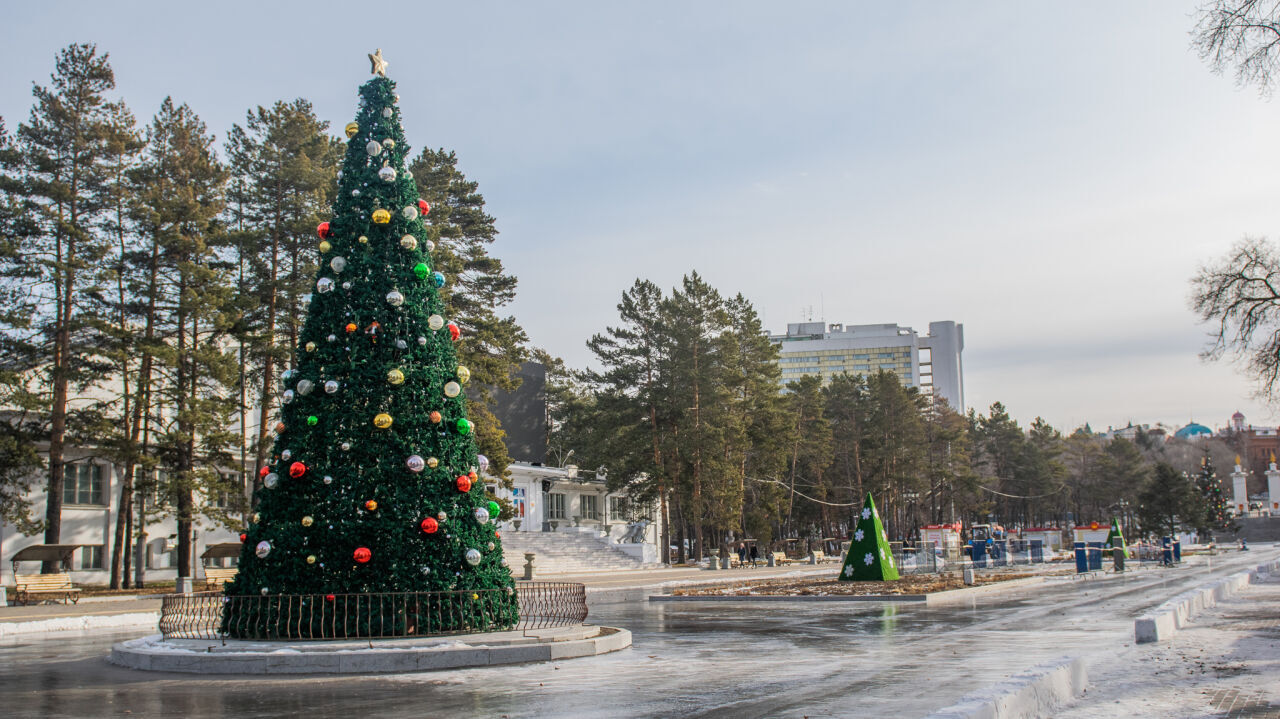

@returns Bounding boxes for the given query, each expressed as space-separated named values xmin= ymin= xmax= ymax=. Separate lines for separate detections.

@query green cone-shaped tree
xmin=839 ymin=493 xmax=899 ymax=581
xmin=1103 ymin=516 xmax=1128 ymax=558
xmin=224 ymin=55 xmax=516 ymax=637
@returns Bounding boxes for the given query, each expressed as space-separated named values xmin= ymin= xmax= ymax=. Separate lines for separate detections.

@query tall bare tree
xmin=1195 ymin=0 xmax=1280 ymax=94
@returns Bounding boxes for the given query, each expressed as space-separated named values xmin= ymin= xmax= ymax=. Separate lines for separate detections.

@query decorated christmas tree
xmin=838 ymin=493 xmax=899 ymax=582
xmin=1102 ymin=516 xmax=1128 ymax=558
xmin=223 ymin=50 xmax=517 ymax=637
xmin=1195 ymin=448 xmax=1235 ymax=540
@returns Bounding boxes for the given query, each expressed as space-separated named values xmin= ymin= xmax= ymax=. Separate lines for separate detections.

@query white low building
xmin=488 ymin=462 xmax=661 ymax=565
xmin=0 ymin=448 xmax=243 ymax=588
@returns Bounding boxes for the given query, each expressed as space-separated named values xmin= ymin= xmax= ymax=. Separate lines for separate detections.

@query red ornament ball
xmin=258 ymin=466 xmax=270 ymax=478
xmin=420 ymin=517 xmax=439 ymax=534
xmin=289 ymin=461 xmax=307 ymax=478
xmin=325 ymin=594 xmax=336 ymax=602
xmin=417 ymin=199 xmax=430 ymax=215
xmin=447 ymin=322 xmax=460 ymax=341
xmin=353 ymin=547 xmax=372 ymax=564
xmin=239 ymin=533 xmax=247 ymax=542
xmin=317 ymin=221 xmax=332 ymax=239
xmin=456 ymin=475 xmax=472 ymax=493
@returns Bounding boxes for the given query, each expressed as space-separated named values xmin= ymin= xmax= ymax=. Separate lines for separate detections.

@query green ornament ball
xmin=487 ymin=500 xmax=500 ymax=516
xmin=307 ymin=415 xmax=318 ymax=426
xmin=413 ymin=262 xmax=429 ymax=279
xmin=456 ymin=418 xmax=474 ymax=435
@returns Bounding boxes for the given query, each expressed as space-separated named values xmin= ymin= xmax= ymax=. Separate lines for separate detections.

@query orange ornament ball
xmin=429 ymin=411 xmax=442 ymax=424
xmin=365 ymin=499 xmax=378 ymax=511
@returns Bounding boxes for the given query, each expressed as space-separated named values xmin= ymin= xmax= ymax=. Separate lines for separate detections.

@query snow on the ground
xmin=0 ymin=612 xmax=158 ymax=638
xmin=1055 ymin=575 xmax=1280 ymax=718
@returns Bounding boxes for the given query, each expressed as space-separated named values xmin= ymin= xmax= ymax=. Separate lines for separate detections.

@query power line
xmin=744 ymin=475 xmax=863 ymax=507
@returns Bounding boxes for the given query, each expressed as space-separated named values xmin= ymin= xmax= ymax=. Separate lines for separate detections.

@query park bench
xmin=203 ymin=567 xmax=238 ymax=590
xmin=13 ymin=572 xmax=81 ymax=605
xmin=772 ymin=551 xmax=795 ymax=565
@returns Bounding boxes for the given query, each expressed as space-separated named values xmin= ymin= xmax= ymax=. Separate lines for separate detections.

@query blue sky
xmin=3 ymin=1 xmax=1279 ymax=432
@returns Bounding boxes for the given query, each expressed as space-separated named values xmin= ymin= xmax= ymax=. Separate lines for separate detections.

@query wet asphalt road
xmin=0 ymin=550 xmax=1271 ymax=719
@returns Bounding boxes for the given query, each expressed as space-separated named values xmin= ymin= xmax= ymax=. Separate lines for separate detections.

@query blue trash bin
xmin=970 ymin=540 xmax=988 ymax=568
xmin=1086 ymin=541 xmax=1103 ymax=570
xmin=1030 ymin=539 xmax=1044 ymax=564
xmin=1074 ymin=542 xmax=1088 ymax=573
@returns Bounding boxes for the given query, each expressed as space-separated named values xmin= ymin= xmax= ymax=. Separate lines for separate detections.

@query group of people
xmin=734 ymin=542 xmax=760 ymax=567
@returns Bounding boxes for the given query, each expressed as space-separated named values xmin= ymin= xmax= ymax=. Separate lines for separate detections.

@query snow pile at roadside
xmin=0 ymin=611 xmax=158 ymax=638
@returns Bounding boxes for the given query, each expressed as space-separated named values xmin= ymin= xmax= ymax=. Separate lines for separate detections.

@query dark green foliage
xmin=226 ymin=77 xmax=515 ymax=635
xmin=1136 ymin=463 xmax=1200 ymax=540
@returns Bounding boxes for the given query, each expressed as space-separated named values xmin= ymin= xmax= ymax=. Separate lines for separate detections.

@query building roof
xmin=1174 ymin=422 xmax=1214 ymax=439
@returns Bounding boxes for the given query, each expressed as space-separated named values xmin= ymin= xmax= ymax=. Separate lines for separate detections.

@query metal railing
xmin=159 ymin=581 xmax=588 ymax=641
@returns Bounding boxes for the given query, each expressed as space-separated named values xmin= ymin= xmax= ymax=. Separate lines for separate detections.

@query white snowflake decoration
xmin=861 ymin=507 xmax=871 ymax=520
xmin=843 ymin=565 xmax=855 ymax=577
xmin=880 ymin=547 xmax=887 ymax=560
xmin=854 ymin=529 xmax=865 ymax=542
xmin=863 ymin=552 xmax=874 ymax=566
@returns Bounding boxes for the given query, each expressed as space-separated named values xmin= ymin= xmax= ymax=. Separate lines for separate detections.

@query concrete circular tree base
xmin=110 ymin=624 xmax=630 ymax=674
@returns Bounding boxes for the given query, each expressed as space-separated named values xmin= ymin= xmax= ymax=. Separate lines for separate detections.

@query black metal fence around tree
xmin=159 ymin=581 xmax=588 ymax=641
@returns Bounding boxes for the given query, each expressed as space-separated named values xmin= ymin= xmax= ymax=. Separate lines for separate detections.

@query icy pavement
xmin=0 ymin=549 xmax=1273 ymax=718
xmin=1056 ymin=572 xmax=1280 ymax=719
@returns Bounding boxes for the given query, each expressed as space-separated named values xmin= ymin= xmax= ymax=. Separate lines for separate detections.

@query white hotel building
xmin=769 ymin=320 xmax=965 ymax=412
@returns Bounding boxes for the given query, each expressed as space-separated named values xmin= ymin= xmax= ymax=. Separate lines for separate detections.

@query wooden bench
xmin=203 ymin=567 xmax=238 ymax=590
xmin=14 ymin=572 xmax=81 ymax=605
xmin=772 ymin=551 xmax=795 ymax=565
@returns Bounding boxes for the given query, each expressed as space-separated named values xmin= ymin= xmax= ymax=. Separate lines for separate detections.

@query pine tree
xmin=133 ymin=98 xmax=239 ymax=584
xmin=225 ymin=57 xmax=516 ymax=636
xmin=224 ymin=100 xmax=342 ymax=493
xmin=408 ymin=148 xmax=527 ymax=480
xmin=3 ymin=44 xmax=137 ymax=569
xmin=839 ymin=493 xmax=899 ymax=581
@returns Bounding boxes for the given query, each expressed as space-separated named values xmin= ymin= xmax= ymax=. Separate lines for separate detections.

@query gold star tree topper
xmin=369 ymin=49 xmax=389 ymax=77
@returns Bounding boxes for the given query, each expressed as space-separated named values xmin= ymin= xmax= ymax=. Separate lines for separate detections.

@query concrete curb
xmin=644 ymin=576 xmax=1047 ymax=605
xmin=0 ymin=611 xmax=159 ymax=638
xmin=109 ymin=624 xmax=631 ymax=674
xmin=926 ymin=656 xmax=1088 ymax=719
xmin=1133 ymin=557 xmax=1280 ymax=643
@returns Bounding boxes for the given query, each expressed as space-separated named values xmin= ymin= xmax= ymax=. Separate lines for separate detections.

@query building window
xmin=511 ymin=487 xmax=527 ymax=519
xmin=548 ymin=493 xmax=567 ymax=520
xmin=81 ymin=545 xmax=105 ymax=570
xmin=63 ymin=463 xmax=106 ymax=506
xmin=609 ymin=496 xmax=629 ymax=522
xmin=581 ymin=494 xmax=600 ymax=520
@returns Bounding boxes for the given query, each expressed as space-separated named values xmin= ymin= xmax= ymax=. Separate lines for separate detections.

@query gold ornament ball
xmin=252 ymin=513 xmax=260 ymax=524
xmin=427 ymin=456 xmax=439 ymax=468
xmin=444 ymin=381 xmax=461 ymax=398
xmin=358 ymin=235 xmax=369 ymax=244
xmin=301 ymin=516 xmax=313 ymax=527
xmin=387 ymin=368 xmax=405 ymax=385
xmin=306 ymin=554 xmax=317 ymax=564
xmin=344 ymin=122 xmax=359 ymax=139
xmin=456 ymin=366 xmax=470 ymax=384
xmin=372 ymin=208 xmax=391 ymax=224
xmin=374 ymin=413 xmax=393 ymax=429
xmin=319 ymin=240 xmax=331 ymax=253
xmin=399 ymin=235 xmax=417 ymax=250
xmin=305 ymin=341 xmax=316 ymax=352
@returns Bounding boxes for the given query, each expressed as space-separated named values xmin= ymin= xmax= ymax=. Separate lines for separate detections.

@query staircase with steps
xmin=501 ymin=531 xmax=662 ymax=574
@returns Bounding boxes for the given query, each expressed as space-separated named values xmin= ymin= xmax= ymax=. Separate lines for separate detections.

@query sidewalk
xmin=1056 ymin=572 xmax=1280 ymax=718
xmin=0 ymin=562 xmax=835 ymax=629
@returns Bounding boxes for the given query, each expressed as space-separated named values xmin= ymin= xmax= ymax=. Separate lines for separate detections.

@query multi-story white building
xmin=769 ymin=320 xmax=965 ymax=412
